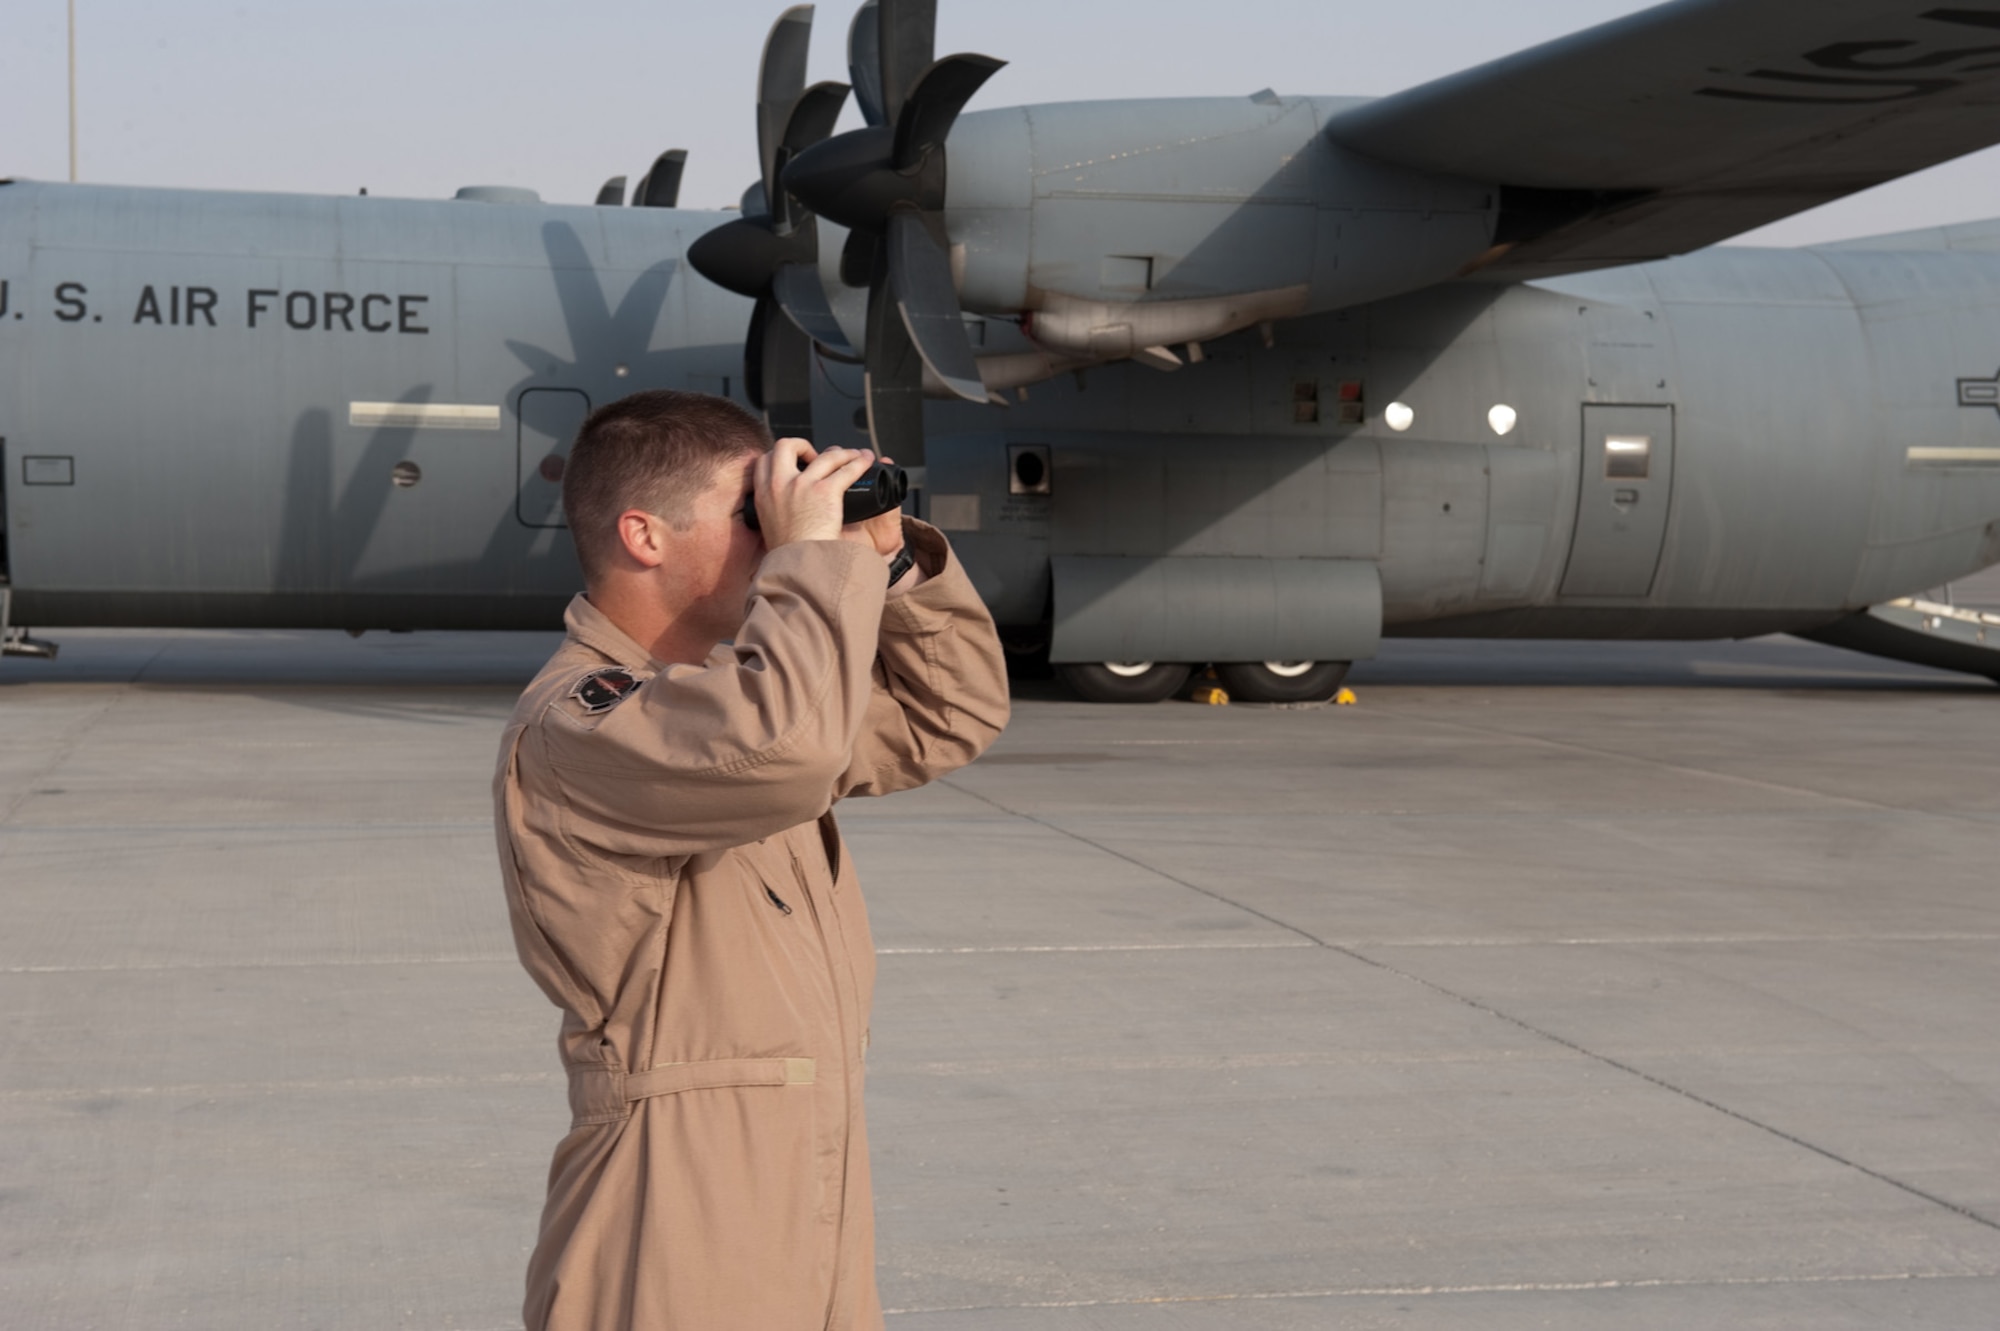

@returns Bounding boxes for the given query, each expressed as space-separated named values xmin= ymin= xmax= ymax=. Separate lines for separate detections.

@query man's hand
xmin=753 ymin=439 xmax=877 ymax=547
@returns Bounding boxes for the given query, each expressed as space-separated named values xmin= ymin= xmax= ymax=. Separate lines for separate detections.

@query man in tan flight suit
xmin=492 ymin=390 xmax=1010 ymax=1330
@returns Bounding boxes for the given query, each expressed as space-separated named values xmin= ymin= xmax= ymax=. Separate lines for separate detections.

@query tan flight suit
xmin=493 ymin=523 xmax=1008 ymax=1331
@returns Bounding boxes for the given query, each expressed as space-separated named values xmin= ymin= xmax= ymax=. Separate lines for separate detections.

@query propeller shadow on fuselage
xmin=271 ymin=217 xmax=735 ymax=622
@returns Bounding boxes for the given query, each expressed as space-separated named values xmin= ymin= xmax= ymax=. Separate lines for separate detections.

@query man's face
xmin=664 ymin=450 xmax=767 ymax=647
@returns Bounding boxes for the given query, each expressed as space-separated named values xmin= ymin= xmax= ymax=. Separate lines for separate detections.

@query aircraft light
xmin=1489 ymin=404 xmax=1518 ymax=436
xmin=1385 ymin=402 xmax=1415 ymax=432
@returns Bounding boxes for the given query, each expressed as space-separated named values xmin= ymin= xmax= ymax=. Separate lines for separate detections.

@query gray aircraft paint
xmin=6 ymin=175 xmax=2000 ymax=658
xmin=12 ymin=0 xmax=2000 ymax=683
xmin=925 ymin=239 xmax=2000 ymax=654
xmin=940 ymin=96 xmax=1492 ymax=318
xmin=0 ymin=182 xmax=750 ymax=629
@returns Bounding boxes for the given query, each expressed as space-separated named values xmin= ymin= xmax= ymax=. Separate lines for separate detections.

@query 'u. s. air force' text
xmin=0 ymin=281 xmax=431 ymax=334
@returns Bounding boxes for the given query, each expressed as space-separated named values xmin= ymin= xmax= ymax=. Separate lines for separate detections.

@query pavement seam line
xmin=940 ymin=779 xmax=2000 ymax=1239
xmin=1365 ymin=701 xmax=1994 ymax=828
xmin=1325 ymin=939 xmax=2000 ymax=1237
xmin=2 ymin=1071 xmax=562 ymax=1102
xmin=878 ymin=1268 xmax=2000 ymax=1315
xmin=0 ymin=642 xmax=173 ymax=824
xmin=0 ymin=821 xmax=493 ymax=836
xmin=1 ymin=954 xmax=518 ymax=973
xmin=936 ymin=777 xmax=1329 ymax=946
xmin=877 ymin=941 xmax=1316 ymax=955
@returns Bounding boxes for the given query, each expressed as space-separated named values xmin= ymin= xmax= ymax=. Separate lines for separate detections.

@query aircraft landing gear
xmin=1215 ymin=660 xmax=1350 ymax=703
xmin=1055 ymin=661 xmax=1191 ymax=703
xmin=0 ymin=589 xmax=58 ymax=660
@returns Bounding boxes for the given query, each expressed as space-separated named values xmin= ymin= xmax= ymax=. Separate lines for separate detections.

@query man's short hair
xmin=562 ymin=390 xmax=772 ymax=581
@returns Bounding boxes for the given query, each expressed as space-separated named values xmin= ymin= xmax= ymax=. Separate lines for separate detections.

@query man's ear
xmin=614 ymin=510 xmax=669 ymax=570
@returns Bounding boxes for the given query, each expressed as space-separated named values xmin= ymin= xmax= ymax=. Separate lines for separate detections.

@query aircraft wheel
xmin=1215 ymin=660 xmax=1351 ymax=703
xmin=1055 ymin=661 xmax=1191 ymax=704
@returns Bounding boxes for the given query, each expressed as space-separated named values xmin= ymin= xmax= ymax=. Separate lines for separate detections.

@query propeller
xmin=687 ymin=6 xmax=852 ymax=441
xmin=631 ymin=150 xmax=688 ymax=208
xmin=783 ymin=0 xmax=1004 ymax=465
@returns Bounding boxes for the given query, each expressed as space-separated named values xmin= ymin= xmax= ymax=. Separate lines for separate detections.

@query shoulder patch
xmin=570 ymin=667 xmax=644 ymax=714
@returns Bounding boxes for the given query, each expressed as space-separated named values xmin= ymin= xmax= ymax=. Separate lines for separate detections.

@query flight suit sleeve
xmin=533 ymin=540 xmax=887 ymax=856
xmin=835 ymin=520 xmax=1012 ymax=800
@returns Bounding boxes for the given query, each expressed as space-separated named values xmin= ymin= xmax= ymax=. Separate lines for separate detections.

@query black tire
xmin=1215 ymin=660 xmax=1351 ymax=703
xmin=1055 ymin=661 xmax=1192 ymax=704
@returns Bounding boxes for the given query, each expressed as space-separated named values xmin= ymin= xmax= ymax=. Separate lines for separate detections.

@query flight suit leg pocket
xmin=625 ymin=1059 xmax=835 ymax=1319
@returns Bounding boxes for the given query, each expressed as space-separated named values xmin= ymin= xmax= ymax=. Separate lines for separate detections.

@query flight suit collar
xmin=562 ymin=593 xmax=662 ymax=673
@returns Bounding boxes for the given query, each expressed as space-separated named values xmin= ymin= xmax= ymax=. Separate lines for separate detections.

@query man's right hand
xmin=753 ymin=439 xmax=878 ymax=548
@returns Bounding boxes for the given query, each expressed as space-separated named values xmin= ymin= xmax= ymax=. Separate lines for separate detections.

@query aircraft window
xmin=1385 ymin=402 xmax=1415 ymax=432
xmin=1604 ymin=435 xmax=1651 ymax=479
xmin=392 ymin=461 xmax=423 ymax=489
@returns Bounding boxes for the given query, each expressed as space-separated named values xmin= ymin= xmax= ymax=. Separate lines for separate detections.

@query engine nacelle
xmin=938 ymin=95 xmax=1500 ymax=363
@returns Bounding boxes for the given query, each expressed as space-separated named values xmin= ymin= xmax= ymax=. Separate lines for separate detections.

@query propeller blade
xmin=846 ymin=0 xmax=887 ymax=127
xmin=876 ymin=0 xmax=936 ymax=127
xmin=840 ymin=227 xmax=876 ymax=288
xmin=759 ymin=297 xmax=818 ymax=441
xmin=892 ymin=53 xmax=1005 ymax=171
xmin=773 ymin=81 xmax=852 ymax=230
xmin=745 ymin=298 xmax=772 ymax=409
xmin=595 ymin=176 xmax=627 ymax=207
xmin=784 ymin=82 xmax=852 ymax=161
xmin=633 ymin=150 xmax=687 ymax=208
xmin=863 ymin=239 xmax=927 ymax=465
xmin=758 ymin=7 xmax=817 ymax=201
xmin=783 ymin=47 xmax=1002 ymax=226
xmin=773 ymin=262 xmax=857 ymax=355
xmin=888 ymin=211 xmax=984 ymax=403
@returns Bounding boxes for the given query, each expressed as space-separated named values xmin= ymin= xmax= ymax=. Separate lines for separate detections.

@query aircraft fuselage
xmin=4 ymin=178 xmax=1999 ymax=662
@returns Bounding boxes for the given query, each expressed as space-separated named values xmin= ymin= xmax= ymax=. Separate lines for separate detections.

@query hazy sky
xmin=5 ymin=0 xmax=2000 ymax=247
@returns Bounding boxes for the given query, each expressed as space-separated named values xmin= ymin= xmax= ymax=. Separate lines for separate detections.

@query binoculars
xmin=743 ymin=459 xmax=909 ymax=533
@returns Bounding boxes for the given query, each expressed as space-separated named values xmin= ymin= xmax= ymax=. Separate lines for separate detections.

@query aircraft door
xmin=516 ymin=388 xmax=591 ymax=528
xmin=1560 ymin=404 xmax=1674 ymax=598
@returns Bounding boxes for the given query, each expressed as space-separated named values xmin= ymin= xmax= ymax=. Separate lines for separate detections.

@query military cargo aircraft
xmin=5 ymin=0 xmax=2000 ymax=701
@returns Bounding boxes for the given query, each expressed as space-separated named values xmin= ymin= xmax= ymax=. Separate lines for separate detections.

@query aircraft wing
xmin=1323 ymin=0 xmax=2000 ymax=278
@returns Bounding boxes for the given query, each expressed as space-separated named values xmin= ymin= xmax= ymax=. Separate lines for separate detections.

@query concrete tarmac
xmin=3 ymin=627 xmax=1998 ymax=1329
